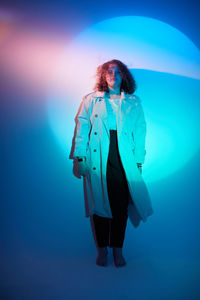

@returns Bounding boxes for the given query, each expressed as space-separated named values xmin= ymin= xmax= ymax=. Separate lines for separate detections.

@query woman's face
xmin=105 ymin=64 xmax=122 ymax=91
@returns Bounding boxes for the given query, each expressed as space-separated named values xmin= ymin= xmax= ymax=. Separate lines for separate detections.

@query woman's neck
xmin=108 ymin=86 xmax=121 ymax=96
xmin=109 ymin=94 xmax=120 ymax=99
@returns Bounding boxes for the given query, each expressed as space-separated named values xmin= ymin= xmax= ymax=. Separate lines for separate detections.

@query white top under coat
xmin=106 ymin=96 xmax=120 ymax=130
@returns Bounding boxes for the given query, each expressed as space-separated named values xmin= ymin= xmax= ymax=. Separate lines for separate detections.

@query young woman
xmin=72 ymin=59 xmax=153 ymax=267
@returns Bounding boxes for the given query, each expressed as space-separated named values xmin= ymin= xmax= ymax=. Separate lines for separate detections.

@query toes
xmin=113 ymin=256 xmax=126 ymax=267
xmin=96 ymin=253 xmax=108 ymax=266
xmin=96 ymin=258 xmax=107 ymax=266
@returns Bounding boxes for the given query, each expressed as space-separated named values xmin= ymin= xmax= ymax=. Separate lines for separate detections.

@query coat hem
xmin=85 ymin=210 xmax=113 ymax=219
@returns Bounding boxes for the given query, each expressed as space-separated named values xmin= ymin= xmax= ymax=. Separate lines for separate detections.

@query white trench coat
xmin=71 ymin=90 xmax=153 ymax=228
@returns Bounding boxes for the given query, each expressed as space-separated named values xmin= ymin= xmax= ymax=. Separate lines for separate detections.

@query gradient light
xmin=47 ymin=16 xmax=200 ymax=183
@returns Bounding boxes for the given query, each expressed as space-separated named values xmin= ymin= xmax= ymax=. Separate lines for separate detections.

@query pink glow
xmin=0 ymin=13 xmax=66 ymax=96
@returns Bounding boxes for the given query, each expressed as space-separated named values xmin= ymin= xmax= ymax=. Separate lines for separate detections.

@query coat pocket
xmin=85 ymin=144 xmax=92 ymax=170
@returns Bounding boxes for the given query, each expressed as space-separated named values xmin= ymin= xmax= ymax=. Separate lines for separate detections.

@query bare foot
xmin=96 ymin=247 xmax=108 ymax=267
xmin=113 ymin=247 xmax=126 ymax=267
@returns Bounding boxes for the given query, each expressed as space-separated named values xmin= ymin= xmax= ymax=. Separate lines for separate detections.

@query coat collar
xmin=94 ymin=90 xmax=139 ymax=103
xmin=95 ymin=90 xmax=127 ymax=99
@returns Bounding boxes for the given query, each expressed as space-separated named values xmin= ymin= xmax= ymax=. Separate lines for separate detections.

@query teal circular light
xmin=47 ymin=16 xmax=200 ymax=183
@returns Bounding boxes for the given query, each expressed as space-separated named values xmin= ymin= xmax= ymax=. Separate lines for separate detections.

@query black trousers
xmin=92 ymin=130 xmax=130 ymax=248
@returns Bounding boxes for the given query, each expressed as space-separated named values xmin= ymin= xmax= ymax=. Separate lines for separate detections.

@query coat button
xmin=94 ymin=132 xmax=97 ymax=135
xmin=95 ymin=114 xmax=98 ymax=117
xmin=94 ymin=149 xmax=97 ymax=152
xmin=93 ymin=167 xmax=96 ymax=170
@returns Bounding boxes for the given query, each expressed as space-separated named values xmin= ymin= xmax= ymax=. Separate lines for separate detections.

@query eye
xmin=107 ymin=70 xmax=120 ymax=75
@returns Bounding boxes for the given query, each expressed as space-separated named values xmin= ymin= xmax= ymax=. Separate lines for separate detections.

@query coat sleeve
xmin=133 ymin=102 xmax=147 ymax=164
xmin=72 ymin=95 xmax=91 ymax=158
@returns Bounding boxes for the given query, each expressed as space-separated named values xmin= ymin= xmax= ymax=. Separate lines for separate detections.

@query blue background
xmin=1 ymin=1 xmax=200 ymax=300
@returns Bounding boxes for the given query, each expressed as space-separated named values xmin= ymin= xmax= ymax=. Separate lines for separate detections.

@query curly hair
xmin=93 ymin=59 xmax=136 ymax=94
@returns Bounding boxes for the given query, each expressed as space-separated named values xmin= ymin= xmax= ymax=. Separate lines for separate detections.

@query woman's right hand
xmin=77 ymin=157 xmax=87 ymax=177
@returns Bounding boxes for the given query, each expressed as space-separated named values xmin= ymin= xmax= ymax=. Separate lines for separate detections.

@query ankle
xmin=113 ymin=247 xmax=123 ymax=255
xmin=98 ymin=246 xmax=108 ymax=253
xmin=113 ymin=247 xmax=122 ymax=251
